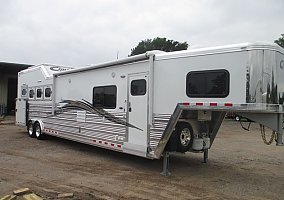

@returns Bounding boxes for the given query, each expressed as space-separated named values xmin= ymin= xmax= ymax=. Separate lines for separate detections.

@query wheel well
xmin=31 ymin=120 xmax=44 ymax=130
xmin=27 ymin=120 xmax=33 ymax=130
xmin=166 ymin=122 xmax=194 ymax=152
xmin=27 ymin=120 xmax=43 ymax=132
xmin=33 ymin=121 xmax=41 ymax=129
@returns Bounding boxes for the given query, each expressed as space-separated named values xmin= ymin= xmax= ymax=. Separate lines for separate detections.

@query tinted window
xmin=93 ymin=85 xmax=117 ymax=109
xmin=186 ymin=70 xmax=229 ymax=98
xmin=131 ymin=79 xmax=146 ymax=96
xmin=29 ymin=89 xmax=35 ymax=98
xmin=45 ymin=88 xmax=52 ymax=98
xmin=36 ymin=88 xmax=42 ymax=98
xmin=22 ymin=89 xmax=27 ymax=96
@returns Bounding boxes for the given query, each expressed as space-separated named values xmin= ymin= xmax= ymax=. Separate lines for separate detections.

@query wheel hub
xmin=28 ymin=124 xmax=33 ymax=136
xmin=180 ymin=128 xmax=191 ymax=146
xmin=35 ymin=126 xmax=41 ymax=137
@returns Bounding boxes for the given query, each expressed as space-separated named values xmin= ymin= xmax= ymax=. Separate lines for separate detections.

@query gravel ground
xmin=0 ymin=121 xmax=283 ymax=200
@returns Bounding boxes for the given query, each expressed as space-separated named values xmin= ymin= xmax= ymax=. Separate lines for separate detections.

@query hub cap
xmin=180 ymin=128 xmax=191 ymax=146
xmin=28 ymin=124 xmax=33 ymax=136
xmin=35 ymin=126 xmax=41 ymax=137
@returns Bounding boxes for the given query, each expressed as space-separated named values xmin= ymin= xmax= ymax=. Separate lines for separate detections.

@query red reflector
xmin=104 ymin=142 xmax=108 ymax=145
xmin=210 ymin=103 xmax=217 ymax=106
xmin=99 ymin=141 xmax=102 ymax=144
xmin=93 ymin=140 xmax=96 ymax=143
xmin=182 ymin=102 xmax=190 ymax=106
xmin=224 ymin=103 xmax=233 ymax=107
xmin=111 ymin=144 xmax=115 ymax=146
xmin=117 ymin=144 xmax=122 ymax=148
xmin=196 ymin=103 xmax=203 ymax=106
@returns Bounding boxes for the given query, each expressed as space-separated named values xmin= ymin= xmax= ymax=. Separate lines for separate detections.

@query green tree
xmin=130 ymin=37 xmax=188 ymax=56
xmin=274 ymin=34 xmax=284 ymax=48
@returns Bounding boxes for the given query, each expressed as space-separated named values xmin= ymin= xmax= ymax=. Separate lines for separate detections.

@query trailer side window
xmin=93 ymin=85 xmax=117 ymax=109
xmin=131 ymin=79 xmax=146 ymax=96
xmin=21 ymin=89 xmax=27 ymax=96
xmin=36 ymin=88 xmax=42 ymax=98
xmin=186 ymin=70 xmax=229 ymax=98
xmin=21 ymin=85 xmax=28 ymax=98
xmin=45 ymin=88 xmax=52 ymax=98
xmin=29 ymin=89 xmax=35 ymax=98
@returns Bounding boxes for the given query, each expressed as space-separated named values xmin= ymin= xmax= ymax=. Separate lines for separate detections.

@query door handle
xmin=128 ymin=102 xmax=131 ymax=112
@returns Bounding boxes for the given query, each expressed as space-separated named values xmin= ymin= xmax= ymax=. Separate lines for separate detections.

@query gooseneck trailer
xmin=16 ymin=42 xmax=284 ymax=175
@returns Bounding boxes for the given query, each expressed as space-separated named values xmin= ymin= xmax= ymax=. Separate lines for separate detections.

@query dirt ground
xmin=0 ymin=120 xmax=283 ymax=200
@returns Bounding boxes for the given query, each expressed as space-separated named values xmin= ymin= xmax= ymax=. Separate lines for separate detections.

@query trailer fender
xmin=27 ymin=119 xmax=33 ymax=127
xmin=32 ymin=119 xmax=45 ymax=131
xmin=152 ymin=105 xmax=183 ymax=159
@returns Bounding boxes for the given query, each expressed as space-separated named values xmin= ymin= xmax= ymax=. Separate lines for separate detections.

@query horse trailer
xmin=16 ymin=42 xmax=284 ymax=175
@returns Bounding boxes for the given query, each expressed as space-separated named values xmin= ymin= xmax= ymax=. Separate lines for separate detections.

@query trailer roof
xmin=155 ymin=42 xmax=284 ymax=60
xmin=54 ymin=52 xmax=151 ymax=76
xmin=19 ymin=64 xmax=73 ymax=79
xmin=55 ymin=42 xmax=284 ymax=76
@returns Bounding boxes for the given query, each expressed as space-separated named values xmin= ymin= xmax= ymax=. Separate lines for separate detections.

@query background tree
xmin=274 ymin=34 xmax=284 ymax=48
xmin=130 ymin=37 xmax=188 ymax=56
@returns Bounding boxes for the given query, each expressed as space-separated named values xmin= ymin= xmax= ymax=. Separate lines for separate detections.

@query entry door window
xmin=131 ymin=79 xmax=146 ymax=96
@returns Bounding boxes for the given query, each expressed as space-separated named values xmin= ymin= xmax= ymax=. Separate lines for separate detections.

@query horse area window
xmin=45 ymin=88 xmax=52 ymax=98
xmin=36 ymin=88 xmax=42 ymax=98
xmin=29 ymin=89 xmax=35 ymax=98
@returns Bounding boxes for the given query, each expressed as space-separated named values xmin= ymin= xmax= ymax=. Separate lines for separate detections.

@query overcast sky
xmin=0 ymin=0 xmax=283 ymax=67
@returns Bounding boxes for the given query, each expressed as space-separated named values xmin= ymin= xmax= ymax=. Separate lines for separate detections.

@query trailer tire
xmin=34 ymin=122 xmax=44 ymax=140
xmin=166 ymin=131 xmax=178 ymax=152
xmin=176 ymin=122 xmax=193 ymax=153
xmin=27 ymin=121 xmax=35 ymax=138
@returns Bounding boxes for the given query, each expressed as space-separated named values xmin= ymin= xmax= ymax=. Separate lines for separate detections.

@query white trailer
xmin=16 ymin=64 xmax=73 ymax=126
xmin=16 ymin=42 xmax=284 ymax=175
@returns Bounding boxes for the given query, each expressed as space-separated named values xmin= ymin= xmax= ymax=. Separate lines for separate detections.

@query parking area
xmin=0 ymin=121 xmax=283 ymax=200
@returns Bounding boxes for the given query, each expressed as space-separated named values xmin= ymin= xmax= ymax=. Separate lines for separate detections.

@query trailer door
xmin=16 ymin=99 xmax=27 ymax=126
xmin=125 ymin=73 xmax=148 ymax=156
xmin=16 ymin=84 xmax=28 ymax=126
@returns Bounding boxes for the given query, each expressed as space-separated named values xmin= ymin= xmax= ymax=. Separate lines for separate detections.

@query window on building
xmin=131 ymin=79 xmax=146 ymax=96
xmin=45 ymin=88 xmax=52 ymax=98
xmin=186 ymin=69 xmax=229 ymax=98
xmin=29 ymin=89 xmax=35 ymax=98
xmin=36 ymin=88 xmax=42 ymax=98
xmin=93 ymin=85 xmax=117 ymax=109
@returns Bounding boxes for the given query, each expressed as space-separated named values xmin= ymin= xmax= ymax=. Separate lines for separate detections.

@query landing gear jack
xmin=160 ymin=150 xmax=208 ymax=175
xmin=160 ymin=151 xmax=171 ymax=176
xmin=203 ymin=149 xmax=208 ymax=163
